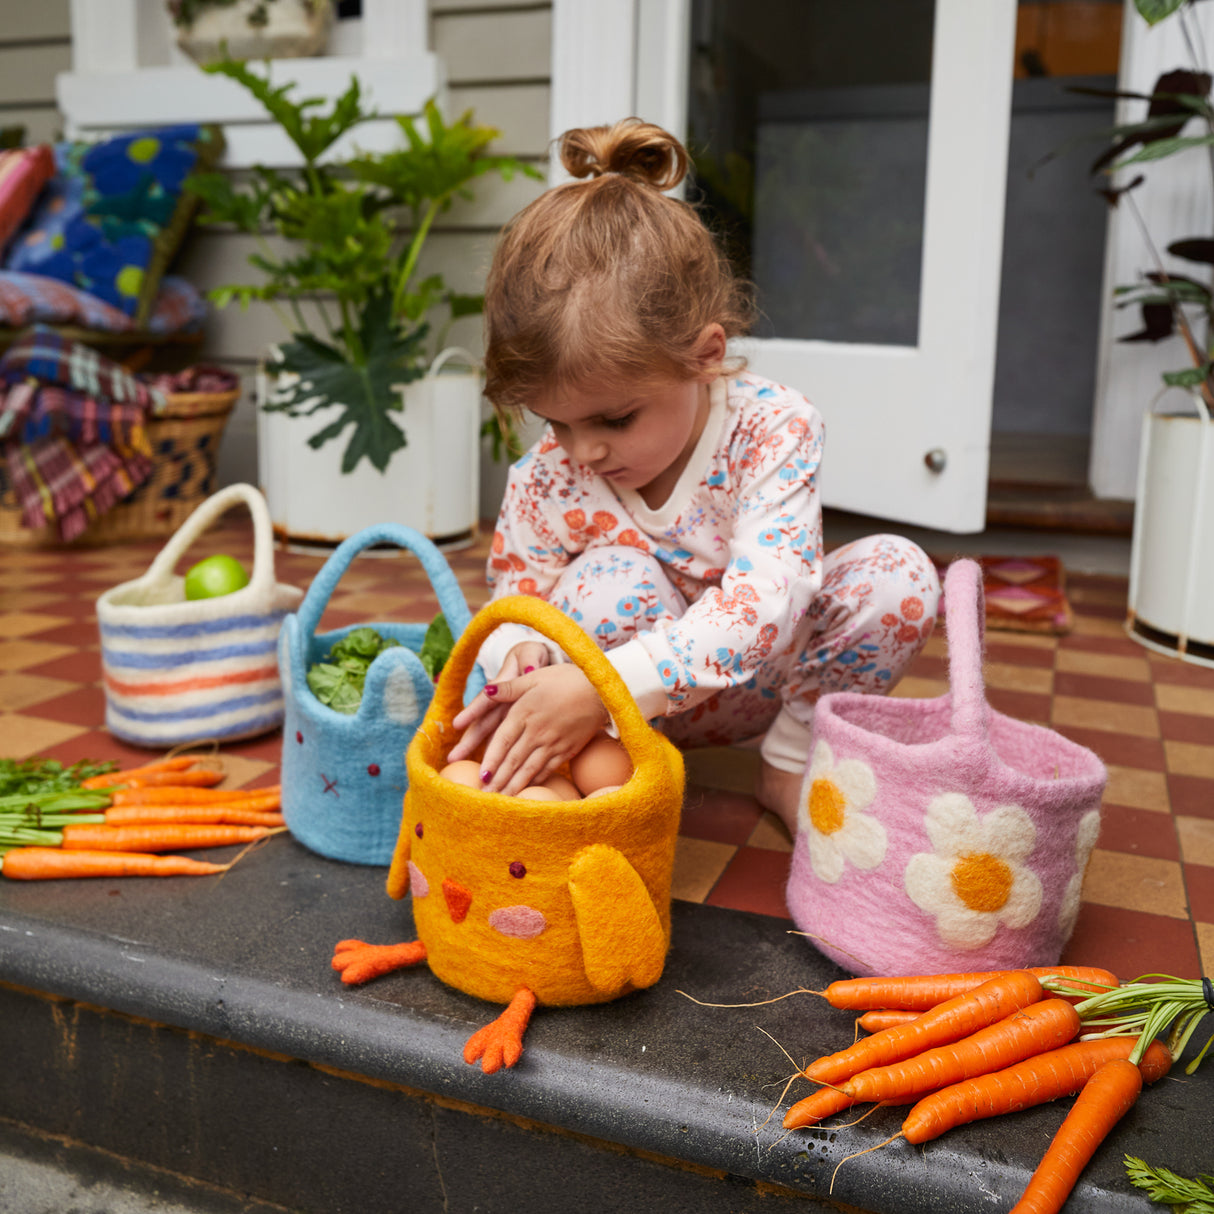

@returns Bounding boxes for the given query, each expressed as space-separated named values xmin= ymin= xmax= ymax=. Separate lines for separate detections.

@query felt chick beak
xmin=443 ymin=877 xmax=473 ymax=924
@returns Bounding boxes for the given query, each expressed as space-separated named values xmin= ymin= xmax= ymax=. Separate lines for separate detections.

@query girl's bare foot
xmin=755 ymin=760 xmax=803 ymax=840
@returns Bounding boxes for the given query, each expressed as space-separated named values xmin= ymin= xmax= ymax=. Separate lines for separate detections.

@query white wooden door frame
xmin=549 ymin=0 xmax=690 ymax=179
xmin=1090 ymin=0 xmax=1214 ymax=501
xmin=550 ymin=0 xmax=1018 ymax=533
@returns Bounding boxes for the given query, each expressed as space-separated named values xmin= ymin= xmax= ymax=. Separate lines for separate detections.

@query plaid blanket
xmin=0 ymin=326 xmax=163 ymax=406
xmin=0 ymin=326 xmax=162 ymax=539
xmin=0 ymin=381 xmax=151 ymax=451
xmin=5 ymin=436 xmax=153 ymax=541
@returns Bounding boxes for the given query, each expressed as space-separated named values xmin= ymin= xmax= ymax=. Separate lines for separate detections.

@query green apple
xmin=184 ymin=554 xmax=249 ymax=600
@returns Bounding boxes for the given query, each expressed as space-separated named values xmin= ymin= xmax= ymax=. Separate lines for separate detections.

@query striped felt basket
xmin=95 ymin=482 xmax=303 ymax=747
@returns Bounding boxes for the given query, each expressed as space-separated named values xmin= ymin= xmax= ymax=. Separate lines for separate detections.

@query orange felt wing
xmin=567 ymin=843 xmax=667 ymax=995
xmin=386 ymin=793 xmax=412 ymax=900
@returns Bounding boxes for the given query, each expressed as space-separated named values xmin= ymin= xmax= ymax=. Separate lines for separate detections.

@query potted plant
xmin=1085 ymin=0 xmax=1214 ymax=667
xmin=169 ymin=0 xmax=335 ymax=66
xmin=187 ymin=59 xmax=539 ymax=545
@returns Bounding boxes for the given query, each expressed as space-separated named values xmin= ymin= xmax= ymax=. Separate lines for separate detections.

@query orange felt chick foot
xmin=462 ymin=988 xmax=538 ymax=1074
xmin=331 ymin=939 xmax=427 ymax=985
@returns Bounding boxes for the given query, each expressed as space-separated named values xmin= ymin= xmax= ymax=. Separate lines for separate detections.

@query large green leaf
xmin=1135 ymin=0 xmax=1188 ymax=26
xmin=267 ymin=294 xmax=430 ymax=474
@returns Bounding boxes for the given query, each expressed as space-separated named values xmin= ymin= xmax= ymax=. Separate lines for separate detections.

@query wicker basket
xmin=0 ymin=387 xmax=239 ymax=547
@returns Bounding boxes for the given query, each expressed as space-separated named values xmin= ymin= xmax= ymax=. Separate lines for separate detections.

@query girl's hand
xmin=472 ymin=664 xmax=609 ymax=795
xmin=447 ymin=641 xmax=551 ymax=763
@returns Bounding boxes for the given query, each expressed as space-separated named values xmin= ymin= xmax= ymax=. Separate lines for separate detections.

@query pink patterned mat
xmin=932 ymin=554 xmax=1074 ymax=635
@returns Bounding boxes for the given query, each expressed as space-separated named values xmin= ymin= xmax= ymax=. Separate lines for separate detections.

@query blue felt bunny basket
xmin=278 ymin=523 xmax=482 ymax=865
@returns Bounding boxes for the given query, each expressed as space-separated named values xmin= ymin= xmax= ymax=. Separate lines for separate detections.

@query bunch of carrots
xmin=0 ymin=754 xmax=285 ymax=881
xmin=776 ymin=964 xmax=1212 ymax=1213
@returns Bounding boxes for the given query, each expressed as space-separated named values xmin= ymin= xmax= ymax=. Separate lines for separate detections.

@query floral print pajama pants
xmin=546 ymin=533 xmax=941 ymax=768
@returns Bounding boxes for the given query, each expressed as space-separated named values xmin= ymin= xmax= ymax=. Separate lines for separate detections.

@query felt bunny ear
xmin=568 ymin=843 xmax=668 ymax=995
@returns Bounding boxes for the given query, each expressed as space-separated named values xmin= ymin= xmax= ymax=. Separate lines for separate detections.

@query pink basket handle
xmin=943 ymin=558 xmax=990 ymax=739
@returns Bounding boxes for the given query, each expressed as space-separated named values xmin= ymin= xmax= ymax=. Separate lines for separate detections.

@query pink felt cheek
xmin=407 ymin=861 xmax=429 ymax=897
xmin=488 ymin=905 xmax=547 ymax=939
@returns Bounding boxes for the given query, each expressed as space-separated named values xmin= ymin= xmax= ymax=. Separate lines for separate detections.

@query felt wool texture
xmin=278 ymin=524 xmax=479 ymax=866
xmin=786 ymin=559 xmax=1107 ymax=978
xmin=386 ymin=595 xmax=684 ymax=1008
xmin=96 ymin=484 xmax=303 ymax=747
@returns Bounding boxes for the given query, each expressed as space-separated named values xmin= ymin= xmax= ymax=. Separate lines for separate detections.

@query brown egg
xmin=570 ymin=733 xmax=632 ymax=796
xmin=517 ymin=785 xmax=561 ymax=801
xmin=582 ymin=784 xmax=622 ymax=798
xmin=440 ymin=759 xmax=484 ymax=788
xmin=541 ymin=773 xmax=582 ymax=800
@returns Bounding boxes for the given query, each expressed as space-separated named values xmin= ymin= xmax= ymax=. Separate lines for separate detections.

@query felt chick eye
xmin=329 ymin=596 xmax=685 ymax=1077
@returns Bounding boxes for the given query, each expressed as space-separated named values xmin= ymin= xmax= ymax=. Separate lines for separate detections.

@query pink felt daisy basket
xmin=786 ymin=558 xmax=1107 ymax=978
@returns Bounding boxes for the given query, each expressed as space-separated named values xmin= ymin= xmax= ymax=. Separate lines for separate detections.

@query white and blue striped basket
xmin=96 ymin=483 xmax=304 ymax=748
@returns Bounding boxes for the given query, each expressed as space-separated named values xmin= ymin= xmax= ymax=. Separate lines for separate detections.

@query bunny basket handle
xmin=294 ymin=522 xmax=475 ymax=643
xmin=429 ymin=594 xmax=662 ymax=757
xmin=942 ymin=558 xmax=991 ymax=742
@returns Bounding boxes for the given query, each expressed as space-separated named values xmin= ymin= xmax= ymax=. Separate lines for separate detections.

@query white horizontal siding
xmin=435 ymin=6 xmax=550 ymax=82
xmin=0 ymin=0 xmax=71 ymax=41
xmin=0 ymin=35 xmax=70 ymax=146
xmin=448 ymin=83 xmax=550 ymax=157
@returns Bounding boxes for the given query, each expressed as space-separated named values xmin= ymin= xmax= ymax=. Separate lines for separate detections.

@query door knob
xmin=924 ymin=448 xmax=947 ymax=473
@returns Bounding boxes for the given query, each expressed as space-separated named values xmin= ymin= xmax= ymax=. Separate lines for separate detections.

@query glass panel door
xmin=688 ymin=0 xmax=934 ymax=348
xmin=679 ymin=0 xmax=1018 ymax=531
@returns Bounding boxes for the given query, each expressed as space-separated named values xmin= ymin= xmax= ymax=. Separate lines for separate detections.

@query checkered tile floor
xmin=1 ymin=523 xmax=1211 ymax=981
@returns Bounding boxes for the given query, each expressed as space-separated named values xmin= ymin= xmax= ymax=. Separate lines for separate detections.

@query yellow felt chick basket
xmin=393 ymin=595 xmax=684 ymax=1008
xmin=333 ymin=596 xmax=684 ymax=1073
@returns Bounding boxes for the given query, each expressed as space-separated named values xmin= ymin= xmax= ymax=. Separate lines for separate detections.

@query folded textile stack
xmin=0 ymin=325 xmax=163 ymax=540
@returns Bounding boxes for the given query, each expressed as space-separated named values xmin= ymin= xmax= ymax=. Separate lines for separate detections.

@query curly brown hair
xmin=483 ymin=118 xmax=754 ymax=414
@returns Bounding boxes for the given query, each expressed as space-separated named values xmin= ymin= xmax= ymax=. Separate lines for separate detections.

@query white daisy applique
xmin=904 ymin=793 xmax=1043 ymax=950
xmin=800 ymin=740 xmax=887 ymax=883
xmin=1058 ymin=809 xmax=1102 ymax=939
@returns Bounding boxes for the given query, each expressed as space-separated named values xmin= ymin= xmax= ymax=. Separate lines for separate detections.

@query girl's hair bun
xmin=559 ymin=118 xmax=688 ymax=192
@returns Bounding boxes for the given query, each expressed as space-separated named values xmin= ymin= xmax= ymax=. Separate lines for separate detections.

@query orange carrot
xmin=0 ymin=847 xmax=227 ymax=879
xmin=902 ymin=1037 xmax=1171 ymax=1144
xmin=784 ymin=1085 xmax=863 ymax=1129
xmin=804 ymin=970 xmax=1045 ymax=1086
xmin=105 ymin=794 xmax=283 ymax=817
xmin=818 ymin=967 xmax=1118 ymax=1012
xmin=790 ymin=1000 xmax=1082 ymax=1128
xmin=840 ymin=998 xmax=1082 ymax=1106
xmin=60 ymin=823 xmax=278 ymax=853
xmin=122 ymin=768 xmax=225 ymax=789
xmin=80 ymin=757 xmax=198 ymax=789
xmin=104 ymin=805 xmax=285 ymax=827
xmin=109 ymin=785 xmax=280 ymax=807
xmin=858 ymin=1010 xmax=922 ymax=1033
xmin=1008 ymin=1058 xmax=1143 ymax=1214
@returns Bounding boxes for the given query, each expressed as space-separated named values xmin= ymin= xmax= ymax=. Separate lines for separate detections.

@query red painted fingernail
xmin=480 ymin=769 xmax=493 ymax=783
xmin=484 ymin=684 xmax=498 ymax=696
xmin=523 ymin=666 xmax=535 ymax=673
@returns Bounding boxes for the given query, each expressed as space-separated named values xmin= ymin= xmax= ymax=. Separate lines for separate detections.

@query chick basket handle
xmin=942 ymin=558 xmax=991 ymax=741
xmin=295 ymin=523 xmax=475 ymax=643
xmin=141 ymin=482 xmax=275 ymax=597
xmin=431 ymin=595 xmax=660 ymax=759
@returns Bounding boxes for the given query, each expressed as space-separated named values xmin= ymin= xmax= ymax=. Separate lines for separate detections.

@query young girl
xmin=447 ymin=118 xmax=940 ymax=835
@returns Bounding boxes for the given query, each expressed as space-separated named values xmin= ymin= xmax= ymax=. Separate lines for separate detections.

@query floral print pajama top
xmin=482 ymin=373 xmax=825 ymax=723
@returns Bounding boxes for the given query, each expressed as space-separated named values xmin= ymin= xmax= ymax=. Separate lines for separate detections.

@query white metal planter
xmin=257 ymin=348 xmax=482 ymax=548
xmin=1126 ymin=390 xmax=1214 ymax=668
